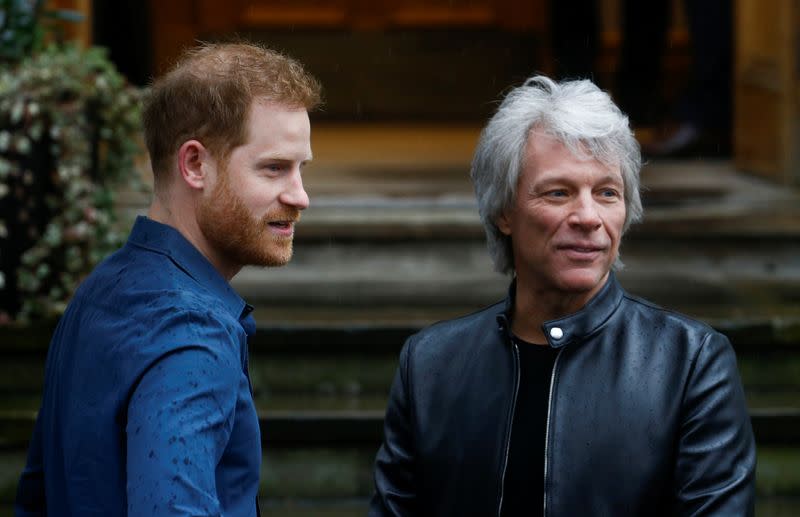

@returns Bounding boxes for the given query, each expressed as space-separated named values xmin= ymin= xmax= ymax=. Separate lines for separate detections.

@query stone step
xmin=230 ymin=236 xmax=800 ymax=322
xmin=4 ymin=360 xmax=798 ymax=412
xmin=114 ymin=158 xmax=800 ymax=321
xmin=1 ymin=406 xmax=797 ymax=452
xmin=118 ymin=159 xmax=800 ymax=242
xmin=222 ymin=162 xmax=800 ymax=319
xmin=2 ymin=320 xmax=799 ymax=417
xmin=119 ymin=157 xmax=800 ymax=250
xmin=2 ymin=317 xmax=799 ymax=361
xmin=1 ymin=317 xmax=797 ymax=504
xmin=4 ymin=317 xmax=794 ymax=353
xmin=1 ymin=446 xmax=799 ymax=515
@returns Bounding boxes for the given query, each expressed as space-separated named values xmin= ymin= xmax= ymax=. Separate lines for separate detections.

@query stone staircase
xmin=1 ymin=124 xmax=799 ymax=515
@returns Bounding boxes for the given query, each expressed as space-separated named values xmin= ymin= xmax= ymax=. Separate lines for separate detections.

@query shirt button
xmin=550 ymin=327 xmax=564 ymax=340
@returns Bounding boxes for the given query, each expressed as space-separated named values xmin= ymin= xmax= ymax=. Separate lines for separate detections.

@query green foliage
xmin=0 ymin=38 xmax=145 ymax=321
xmin=0 ymin=0 xmax=45 ymax=62
xmin=0 ymin=0 xmax=84 ymax=63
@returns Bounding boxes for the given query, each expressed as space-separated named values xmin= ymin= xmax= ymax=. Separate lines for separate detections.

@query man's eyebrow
xmin=525 ymin=173 xmax=622 ymax=192
xmin=527 ymin=175 xmax=568 ymax=189
xmin=598 ymin=175 xmax=624 ymax=185
xmin=255 ymin=153 xmax=314 ymax=162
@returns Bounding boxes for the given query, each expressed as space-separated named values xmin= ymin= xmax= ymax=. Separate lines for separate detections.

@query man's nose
xmin=568 ymin=193 xmax=602 ymax=230
xmin=281 ymin=169 xmax=310 ymax=210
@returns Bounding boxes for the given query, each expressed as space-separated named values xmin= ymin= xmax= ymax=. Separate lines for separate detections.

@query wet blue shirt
xmin=16 ymin=216 xmax=261 ymax=516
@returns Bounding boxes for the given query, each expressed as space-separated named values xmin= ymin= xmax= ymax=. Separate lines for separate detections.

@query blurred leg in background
xmin=644 ymin=0 xmax=734 ymax=157
xmin=547 ymin=0 xmax=733 ymax=157
xmin=615 ymin=0 xmax=672 ymax=127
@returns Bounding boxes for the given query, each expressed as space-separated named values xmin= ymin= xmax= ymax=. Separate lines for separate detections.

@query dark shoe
xmin=642 ymin=123 xmax=731 ymax=159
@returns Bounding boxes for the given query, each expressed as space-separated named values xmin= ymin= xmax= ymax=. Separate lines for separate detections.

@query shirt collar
xmin=497 ymin=271 xmax=624 ymax=349
xmin=126 ymin=216 xmax=256 ymax=335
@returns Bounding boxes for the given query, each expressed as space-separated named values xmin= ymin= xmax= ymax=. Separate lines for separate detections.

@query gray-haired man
xmin=370 ymin=76 xmax=755 ymax=517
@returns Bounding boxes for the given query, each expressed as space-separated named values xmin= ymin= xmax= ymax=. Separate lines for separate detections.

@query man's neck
xmin=510 ymin=291 xmax=562 ymax=344
xmin=147 ymin=197 xmax=241 ymax=281
xmin=510 ymin=276 xmax=603 ymax=344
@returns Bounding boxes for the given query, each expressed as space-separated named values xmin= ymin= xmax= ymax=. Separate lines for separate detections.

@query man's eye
xmin=547 ymin=190 xmax=567 ymax=198
xmin=600 ymin=189 xmax=619 ymax=198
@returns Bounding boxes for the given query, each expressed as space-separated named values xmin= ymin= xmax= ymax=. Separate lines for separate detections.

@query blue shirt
xmin=16 ymin=216 xmax=261 ymax=516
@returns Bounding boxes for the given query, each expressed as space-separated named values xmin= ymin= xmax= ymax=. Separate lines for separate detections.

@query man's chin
xmin=252 ymin=242 xmax=294 ymax=268
xmin=555 ymin=268 xmax=610 ymax=293
xmin=262 ymin=255 xmax=292 ymax=268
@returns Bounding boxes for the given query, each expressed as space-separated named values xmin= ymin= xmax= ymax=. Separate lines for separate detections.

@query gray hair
xmin=470 ymin=75 xmax=643 ymax=274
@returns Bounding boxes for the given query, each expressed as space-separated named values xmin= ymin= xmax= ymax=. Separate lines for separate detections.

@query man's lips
xmin=267 ymin=220 xmax=298 ymax=236
xmin=559 ymin=245 xmax=603 ymax=252
xmin=557 ymin=243 xmax=606 ymax=259
xmin=263 ymin=209 xmax=301 ymax=236
xmin=268 ymin=220 xmax=295 ymax=228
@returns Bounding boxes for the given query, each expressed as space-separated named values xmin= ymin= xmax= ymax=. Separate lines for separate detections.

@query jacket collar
xmin=126 ymin=216 xmax=255 ymax=335
xmin=496 ymin=272 xmax=624 ymax=349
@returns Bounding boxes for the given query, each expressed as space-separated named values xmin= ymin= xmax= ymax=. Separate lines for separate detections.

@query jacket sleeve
xmin=369 ymin=339 xmax=418 ymax=516
xmin=14 ymin=413 xmax=46 ymax=517
xmin=126 ymin=343 xmax=241 ymax=516
xmin=674 ymin=331 xmax=756 ymax=516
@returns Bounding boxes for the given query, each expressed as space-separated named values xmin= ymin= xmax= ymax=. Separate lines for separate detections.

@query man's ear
xmin=177 ymin=140 xmax=210 ymax=191
xmin=495 ymin=209 xmax=513 ymax=236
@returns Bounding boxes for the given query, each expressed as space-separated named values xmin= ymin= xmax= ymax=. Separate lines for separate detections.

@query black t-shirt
xmin=500 ymin=336 xmax=561 ymax=517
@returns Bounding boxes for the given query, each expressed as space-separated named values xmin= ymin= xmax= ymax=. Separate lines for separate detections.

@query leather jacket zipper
xmin=497 ymin=341 xmax=521 ymax=517
xmin=542 ymin=348 xmax=563 ymax=517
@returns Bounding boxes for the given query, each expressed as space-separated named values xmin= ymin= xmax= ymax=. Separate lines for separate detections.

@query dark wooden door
xmin=148 ymin=0 xmax=548 ymax=120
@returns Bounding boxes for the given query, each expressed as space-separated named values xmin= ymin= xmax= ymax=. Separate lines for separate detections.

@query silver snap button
xmin=549 ymin=327 xmax=564 ymax=339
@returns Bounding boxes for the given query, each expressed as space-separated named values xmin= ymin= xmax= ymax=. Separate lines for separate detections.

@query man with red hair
xmin=16 ymin=42 xmax=321 ymax=516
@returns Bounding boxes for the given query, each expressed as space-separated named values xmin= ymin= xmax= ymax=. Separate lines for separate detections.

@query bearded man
xmin=370 ymin=76 xmax=755 ymax=516
xmin=15 ymin=42 xmax=321 ymax=516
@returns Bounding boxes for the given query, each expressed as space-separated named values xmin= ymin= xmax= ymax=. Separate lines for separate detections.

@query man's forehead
xmin=526 ymin=129 xmax=598 ymax=157
xmin=525 ymin=131 xmax=620 ymax=174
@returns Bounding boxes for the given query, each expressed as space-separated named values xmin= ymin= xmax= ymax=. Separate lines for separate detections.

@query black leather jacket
xmin=370 ymin=274 xmax=756 ymax=516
